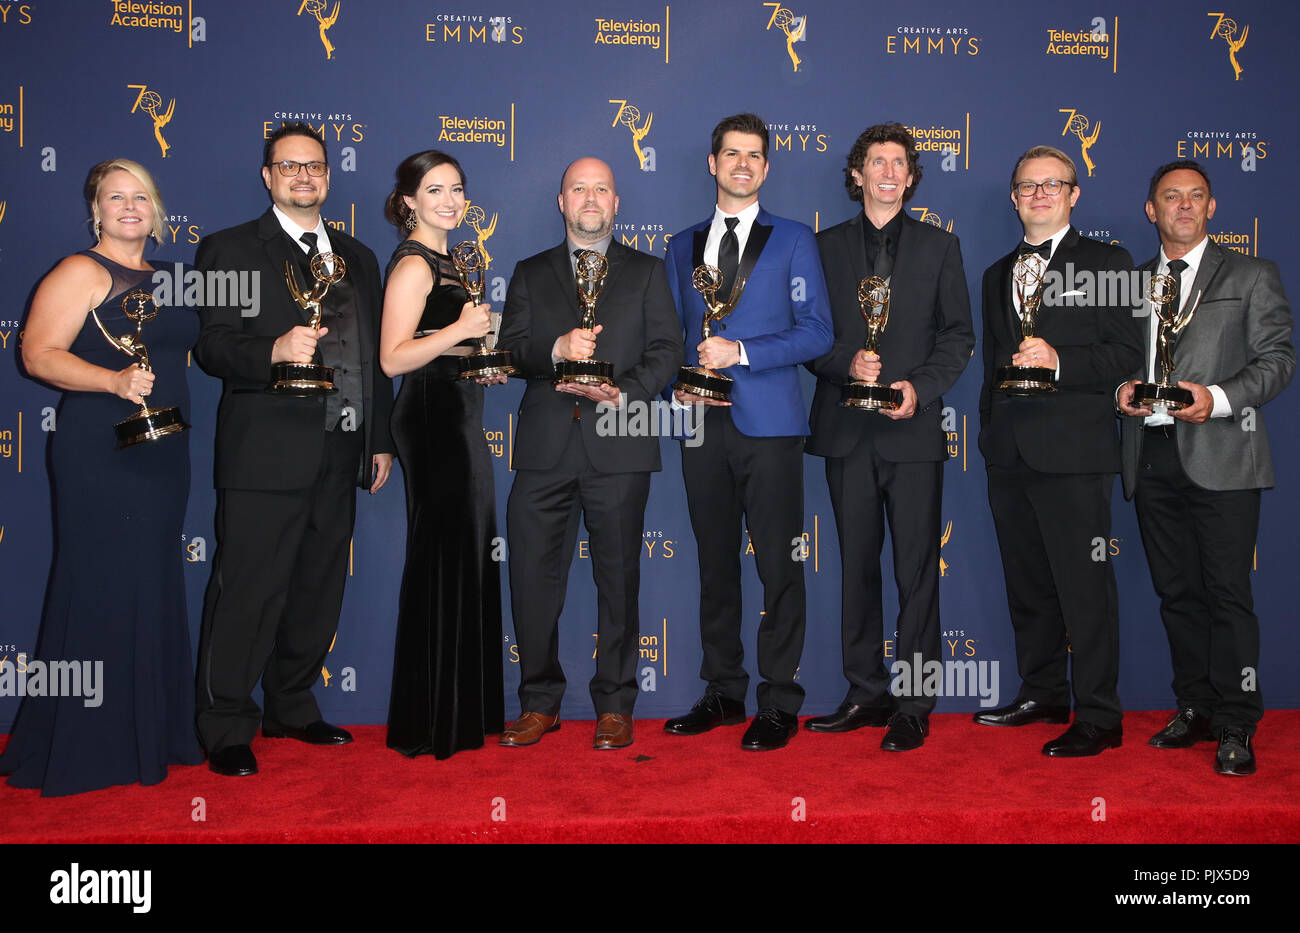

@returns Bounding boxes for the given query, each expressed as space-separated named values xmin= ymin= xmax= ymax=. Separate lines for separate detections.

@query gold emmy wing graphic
xmin=299 ymin=0 xmax=340 ymax=60
xmin=610 ymin=101 xmax=653 ymax=170
xmin=1208 ymin=13 xmax=1247 ymax=80
xmin=0 ymin=201 xmax=5 ymax=225
xmin=130 ymin=87 xmax=175 ymax=159
xmin=764 ymin=4 xmax=805 ymax=72
xmin=1060 ymin=109 xmax=1099 ymax=177
xmin=461 ymin=203 xmax=497 ymax=267
xmin=320 ymin=633 xmax=337 ymax=686
xmin=939 ymin=520 xmax=953 ymax=577
xmin=911 ymin=207 xmax=955 ymax=233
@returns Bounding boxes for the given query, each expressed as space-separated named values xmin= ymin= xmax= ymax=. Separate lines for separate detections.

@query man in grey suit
xmin=1118 ymin=159 xmax=1294 ymax=776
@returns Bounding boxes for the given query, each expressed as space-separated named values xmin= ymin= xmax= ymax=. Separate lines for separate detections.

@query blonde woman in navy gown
xmin=0 ymin=159 xmax=202 ymax=795
xmin=380 ymin=150 xmax=505 ymax=758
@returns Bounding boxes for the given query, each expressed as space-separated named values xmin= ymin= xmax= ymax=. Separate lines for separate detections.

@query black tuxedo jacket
xmin=807 ymin=212 xmax=974 ymax=461
xmin=978 ymin=226 xmax=1142 ymax=475
xmin=194 ymin=208 xmax=394 ymax=491
xmin=498 ymin=240 xmax=683 ymax=473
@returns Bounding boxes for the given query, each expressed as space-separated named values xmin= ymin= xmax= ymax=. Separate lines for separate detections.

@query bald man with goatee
xmin=497 ymin=157 xmax=683 ymax=750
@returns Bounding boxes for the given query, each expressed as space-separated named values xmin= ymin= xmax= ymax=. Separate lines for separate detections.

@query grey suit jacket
xmin=1121 ymin=240 xmax=1295 ymax=498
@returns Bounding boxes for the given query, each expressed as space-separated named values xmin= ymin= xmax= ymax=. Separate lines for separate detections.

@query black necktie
xmin=300 ymin=231 xmax=320 ymax=261
xmin=718 ymin=217 xmax=739 ymax=298
xmin=1017 ymin=240 xmax=1051 ymax=261
xmin=872 ymin=229 xmax=893 ymax=280
xmin=1164 ymin=258 xmax=1188 ymax=316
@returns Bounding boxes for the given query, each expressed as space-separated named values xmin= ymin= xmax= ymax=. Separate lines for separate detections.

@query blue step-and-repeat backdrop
xmin=1 ymin=0 xmax=1295 ymax=728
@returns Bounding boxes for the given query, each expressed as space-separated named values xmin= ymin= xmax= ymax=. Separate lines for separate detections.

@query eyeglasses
xmin=270 ymin=160 xmax=328 ymax=177
xmin=1012 ymin=179 xmax=1072 ymax=198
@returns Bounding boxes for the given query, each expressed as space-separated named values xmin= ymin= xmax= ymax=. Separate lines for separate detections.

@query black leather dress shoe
xmin=1149 ymin=707 xmax=1214 ymax=748
xmin=741 ymin=708 xmax=798 ymax=751
xmin=664 ymin=693 xmax=746 ymax=736
xmin=880 ymin=713 xmax=929 ymax=751
xmin=1042 ymin=721 xmax=1122 ymax=757
xmin=261 ymin=720 xmax=353 ymax=745
xmin=973 ymin=699 xmax=1071 ymax=727
xmin=209 ymin=744 xmax=257 ymax=777
xmin=1214 ymin=728 xmax=1256 ymax=776
xmin=804 ymin=702 xmax=892 ymax=733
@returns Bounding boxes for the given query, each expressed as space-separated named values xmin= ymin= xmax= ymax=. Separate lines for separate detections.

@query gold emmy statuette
xmin=555 ymin=249 xmax=615 ymax=387
xmin=269 ymin=252 xmax=346 ymax=396
xmin=995 ymin=253 xmax=1057 ymax=395
xmin=449 ymin=240 xmax=515 ymax=381
xmin=1134 ymin=272 xmax=1198 ymax=412
xmin=672 ymin=264 xmax=747 ymax=402
xmin=841 ymin=276 xmax=902 ymax=411
xmin=92 ymin=289 xmax=190 ymax=449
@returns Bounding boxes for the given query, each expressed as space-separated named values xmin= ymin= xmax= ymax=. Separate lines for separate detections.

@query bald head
xmin=558 ymin=157 xmax=619 ymax=246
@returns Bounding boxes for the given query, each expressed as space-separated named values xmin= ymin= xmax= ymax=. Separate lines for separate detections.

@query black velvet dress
xmin=384 ymin=240 xmax=504 ymax=758
xmin=0 ymin=251 xmax=203 ymax=795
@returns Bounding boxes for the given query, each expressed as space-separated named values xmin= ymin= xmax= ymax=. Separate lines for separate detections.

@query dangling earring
xmin=404 ymin=209 xmax=417 ymax=231
xmin=94 ymin=219 xmax=102 ymax=239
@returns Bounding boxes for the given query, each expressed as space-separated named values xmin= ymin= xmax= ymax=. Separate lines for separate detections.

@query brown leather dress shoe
xmin=499 ymin=712 xmax=560 ymax=747
xmin=594 ymin=713 xmax=633 ymax=749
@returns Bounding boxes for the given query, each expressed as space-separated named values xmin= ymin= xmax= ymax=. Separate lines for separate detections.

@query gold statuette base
xmin=1134 ymin=381 xmax=1194 ymax=412
xmin=555 ymin=358 xmax=615 ymax=387
xmin=841 ymin=381 xmax=902 ymax=411
xmin=673 ymin=365 xmax=734 ymax=402
xmin=268 ymin=361 xmax=338 ymax=396
xmin=114 ymin=405 xmax=190 ymax=449
xmin=995 ymin=365 xmax=1057 ymax=396
xmin=458 ymin=348 xmax=517 ymax=381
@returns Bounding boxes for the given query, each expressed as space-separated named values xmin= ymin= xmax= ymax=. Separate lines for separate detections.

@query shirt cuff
xmin=737 ymin=340 xmax=749 ymax=367
xmin=551 ymin=337 xmax=563 ymax=366
xmin=1208 ymin=384 xmax=1231 ymax=418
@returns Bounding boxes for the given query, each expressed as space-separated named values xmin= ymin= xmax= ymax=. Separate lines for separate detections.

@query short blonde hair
xmin=1010 ymin=145 xmax=1078 ymax=188
xmin=86 ymin=158 xmax=166 ymax=241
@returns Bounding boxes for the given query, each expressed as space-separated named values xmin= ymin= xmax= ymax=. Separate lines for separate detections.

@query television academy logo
xmin=460 ymin=201 xmax=497 ymax=265
xmin=763 ymin=3 xmax=806 ymax=72
xmin=609 ymin=99 xmax=654 ymax=171
xmin=1059 ymin=108 xmax=1100 ymax=177
xmin=1208 ymin=12 xmax=1247 ymax=80
xmin=127 ymin=84 xmax=175 ymax=158
xmin=298 ymin=0 xmax=340 ymax=59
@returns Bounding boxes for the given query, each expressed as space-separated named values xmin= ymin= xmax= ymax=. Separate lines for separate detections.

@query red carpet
xmin=2 ymin=710 xmax=1298 ymax=844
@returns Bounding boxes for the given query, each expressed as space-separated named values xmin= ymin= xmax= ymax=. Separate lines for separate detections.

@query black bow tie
xmin=1017 ymin=240 xmax=1051 ymax=261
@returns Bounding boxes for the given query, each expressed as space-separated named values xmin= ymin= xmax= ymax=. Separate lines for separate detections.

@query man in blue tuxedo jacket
xmin=662 ymin=113 xmax=833 ymax=751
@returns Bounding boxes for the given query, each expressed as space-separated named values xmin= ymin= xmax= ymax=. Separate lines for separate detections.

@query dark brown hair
xmin=384 ymin=149 xmax=466 ymax=234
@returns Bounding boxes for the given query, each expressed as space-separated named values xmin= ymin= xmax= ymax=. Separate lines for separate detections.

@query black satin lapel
xmin=692 ymin=228 xmax=707 ymax=270
xmin=737 ymin=222 xmax=773 ymax=285
xmin=999 ymin=252 xmax=1016 ymax=341
xmin=264 ymin=231 xmax=314 ymax=325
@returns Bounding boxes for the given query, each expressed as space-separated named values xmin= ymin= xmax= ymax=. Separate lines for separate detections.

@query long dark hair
xmin=384 ymin=150 xmax=466 ymax=234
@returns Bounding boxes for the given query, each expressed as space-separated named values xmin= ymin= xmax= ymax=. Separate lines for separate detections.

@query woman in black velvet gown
xmin=379 ymin=150 xmax=505 ymax=758
xmin=0 ymin=159 xmax=203 ymax=795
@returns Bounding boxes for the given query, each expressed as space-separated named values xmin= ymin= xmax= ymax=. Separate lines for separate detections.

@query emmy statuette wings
xmin=91 ymin=289 xmax=191 ymax=448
